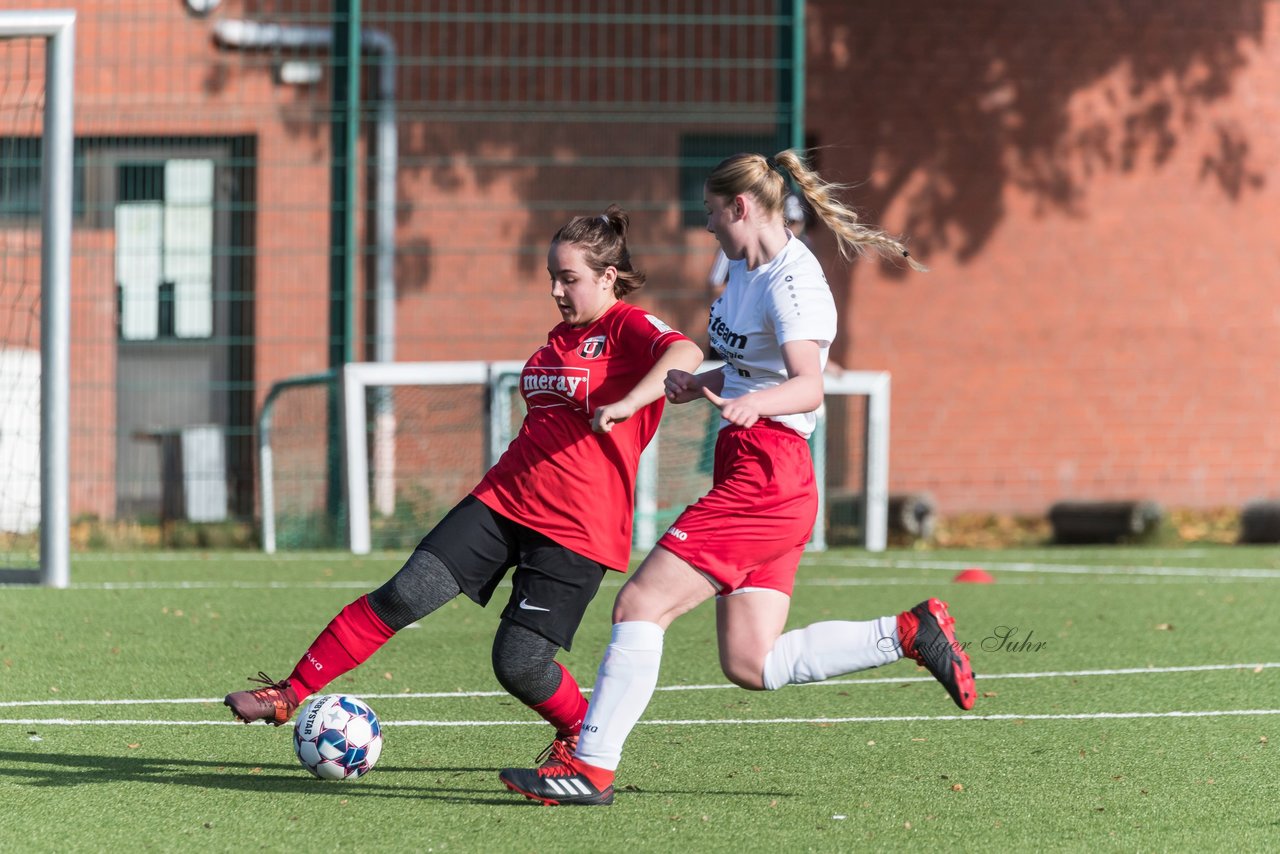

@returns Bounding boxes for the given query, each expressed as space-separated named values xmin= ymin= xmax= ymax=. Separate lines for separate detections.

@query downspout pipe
xmin=212 ymin=19 xmax=397 ymax=368
xmin=214 ymin=19 xmax=400 ymax=518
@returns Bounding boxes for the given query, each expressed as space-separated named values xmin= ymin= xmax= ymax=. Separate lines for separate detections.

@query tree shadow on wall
xmin=203 ymin=1 xmax=1267 ymax=288
xmin=807 ymin=0 xmax=1267 ymax=264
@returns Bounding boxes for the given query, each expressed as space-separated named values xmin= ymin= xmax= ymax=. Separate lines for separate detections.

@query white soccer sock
xmin=573 ymin=620 xmax=665 ymax=772
xmin=762 ymin=616 xmax=901 ymax=690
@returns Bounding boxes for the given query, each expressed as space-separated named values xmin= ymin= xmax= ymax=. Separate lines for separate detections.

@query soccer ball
xmin=293 ymin=694 xmax=383 ymax=780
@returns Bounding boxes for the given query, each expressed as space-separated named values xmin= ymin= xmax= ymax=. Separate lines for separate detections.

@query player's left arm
xmin=701 ymin=339 xmax=824 ymax=428
xmin=592 ymin=338 xmax=703 ymax=433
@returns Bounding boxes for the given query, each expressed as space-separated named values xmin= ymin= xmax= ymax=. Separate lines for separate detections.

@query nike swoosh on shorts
xmin=518 ymin=598 xmax=551 ymax=612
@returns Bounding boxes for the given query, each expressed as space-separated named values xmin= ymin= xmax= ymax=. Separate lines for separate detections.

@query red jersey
xmin=472 ymin=300 xmax=691 ymax=570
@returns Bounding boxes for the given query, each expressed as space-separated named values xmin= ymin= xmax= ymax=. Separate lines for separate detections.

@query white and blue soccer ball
xmin=293 ymin=694 xmax=383 ymax=780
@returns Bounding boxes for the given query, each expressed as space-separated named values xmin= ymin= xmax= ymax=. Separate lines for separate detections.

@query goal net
xmin=260 ymin=360 xmax=889 ymax=556
xmin=0 ymin=11 xmax=74 ymax=587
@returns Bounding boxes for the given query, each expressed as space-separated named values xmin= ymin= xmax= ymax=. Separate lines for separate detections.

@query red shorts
xmin=657 ymin=419 xmax=817 ymax=596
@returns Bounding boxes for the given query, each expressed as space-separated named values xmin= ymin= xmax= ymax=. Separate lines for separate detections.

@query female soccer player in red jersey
xmin=225 ymin=206 xmax=703 ymax=766
xmin=500 ymin=152 xmax=975 ymax=806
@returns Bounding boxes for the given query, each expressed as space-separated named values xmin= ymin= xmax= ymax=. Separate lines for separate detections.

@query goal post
xmin=340 ymin=360 xmax=525 ymax=555
xmin=820 ymin=369 xmax=891 ymax=552
xmin=0 ymin=10 xmax=75 ymax=588
xmin=332 ymin=360 xmax=889 ymax=557
xmin=257 ymin=370 xmax=336 ymax=555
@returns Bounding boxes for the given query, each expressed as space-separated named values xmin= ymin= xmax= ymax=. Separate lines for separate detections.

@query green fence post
xmin=327 ymin=0 xmax=362 ymax=529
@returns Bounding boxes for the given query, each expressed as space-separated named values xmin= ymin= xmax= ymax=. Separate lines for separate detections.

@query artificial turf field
xmin=2 ymin=546 xmax=1278 ymax=852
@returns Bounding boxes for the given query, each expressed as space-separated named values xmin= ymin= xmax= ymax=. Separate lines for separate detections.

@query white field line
xmin=817 ymin=556 xmax=1280 ymax=579
xmin=62 ymin=546 xmax=1234 ymax=563
xmin=8 ymin=553 xmax=1280 ymax=590
xmin=2 ymin=662 xmax=1275 ymax=711
xmin=16 ymin=569 xmax=1278 ymax=591
xmin=5 ymin=709 xmax=1280 ymax=727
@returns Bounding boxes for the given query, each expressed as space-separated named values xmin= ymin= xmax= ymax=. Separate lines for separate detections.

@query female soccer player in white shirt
xmin=501 ymin=151 xmax=975 ymax=807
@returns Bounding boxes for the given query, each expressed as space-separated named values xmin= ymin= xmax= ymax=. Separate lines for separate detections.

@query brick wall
xmin=13 ymin=0 xmax=1280 ymax=522
xmin=806 ymin=0 xmax=1280 ymax=513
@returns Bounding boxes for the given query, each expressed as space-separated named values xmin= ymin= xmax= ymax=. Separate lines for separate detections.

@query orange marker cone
xmin=954 ymin=567 xmax=995 ymax=584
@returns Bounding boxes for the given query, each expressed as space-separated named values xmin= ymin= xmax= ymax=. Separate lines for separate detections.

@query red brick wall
xmin=14 ymin=0 xmax=1280 ymax=522
xmin=806 ymin=0 xmax=1280 ymax=513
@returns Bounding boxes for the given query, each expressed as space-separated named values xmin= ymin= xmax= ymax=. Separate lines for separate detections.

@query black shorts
xmin=416 ymin=495 xmax=606 ymax=650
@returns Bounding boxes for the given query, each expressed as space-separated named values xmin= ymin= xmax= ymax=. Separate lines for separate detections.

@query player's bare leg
xmin=715 ymin=587 xmax=791 ymax=689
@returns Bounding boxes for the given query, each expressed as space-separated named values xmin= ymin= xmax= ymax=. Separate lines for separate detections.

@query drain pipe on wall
xmin=213 ymin=19 xmax=400 ymax=518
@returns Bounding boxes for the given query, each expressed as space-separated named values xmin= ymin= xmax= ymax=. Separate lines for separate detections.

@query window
xmin=0 ymin=136 xmax=86 ymax=221
xmin=115 ymin=159 xmax=214 ymax=340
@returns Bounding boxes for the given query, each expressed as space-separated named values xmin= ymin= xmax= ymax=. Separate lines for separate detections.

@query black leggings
xmin=366 ymin=547 xmax=564 ymax=705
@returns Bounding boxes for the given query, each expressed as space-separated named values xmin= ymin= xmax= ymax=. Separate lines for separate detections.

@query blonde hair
xmin=551 ymin=203 xmax=647 ymax=297
xmin=705 ymin=150 xmax=927 ymax=272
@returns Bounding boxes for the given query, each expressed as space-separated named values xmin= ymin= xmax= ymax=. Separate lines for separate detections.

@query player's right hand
xmin=664 ymin=369 xmax=703 ymax=404
xmin=701 ymin=387 xmax=760 ymax=428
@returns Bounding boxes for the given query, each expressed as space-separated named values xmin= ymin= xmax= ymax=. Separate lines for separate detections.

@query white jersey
xmin=707 ymin=232 xmax=837 ymax=438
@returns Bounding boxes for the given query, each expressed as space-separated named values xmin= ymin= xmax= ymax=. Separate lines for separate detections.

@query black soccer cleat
xmin=899 ymin=598 xmax=976 ymax=710
xmin=499 ymin=759 xmax=615 ymax=806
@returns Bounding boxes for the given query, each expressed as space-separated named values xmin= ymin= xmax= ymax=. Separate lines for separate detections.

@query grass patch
xmin=2 ymin=546 xmax=1277 ymax=851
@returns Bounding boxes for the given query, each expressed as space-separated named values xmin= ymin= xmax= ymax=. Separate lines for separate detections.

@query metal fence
xmin=0 ymin=1 xmax=803 ymax=550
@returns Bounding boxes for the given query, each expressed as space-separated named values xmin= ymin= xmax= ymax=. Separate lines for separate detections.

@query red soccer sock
xmin=896 ymin=607 xmax=920 ymax=661
xmin=288 ymin=595 xmax=396 ymax=697
xmin=569 ymin=756 xmax=616 ymax=789
xmin=528 ymin=662 xmax=589 ymax=737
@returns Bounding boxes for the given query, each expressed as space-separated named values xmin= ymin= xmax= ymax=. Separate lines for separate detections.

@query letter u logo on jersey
xmin=578 ymin=336 xmax=606 ymax=359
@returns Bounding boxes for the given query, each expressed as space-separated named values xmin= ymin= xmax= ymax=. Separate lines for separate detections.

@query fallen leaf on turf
xmin=127 ymin=743 xmax=140 ymax=749
xmin=951 ymin=784 xmax=964 ymax=792
xmin=1155 ymin=623 xmax=1173 ymax=631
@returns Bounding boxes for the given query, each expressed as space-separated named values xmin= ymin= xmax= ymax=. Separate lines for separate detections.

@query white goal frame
xmin=334 ymin=360 xmax=890 ymax=556
xmin=0 ymin=10 xmax=75 ymax=588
